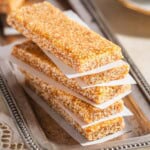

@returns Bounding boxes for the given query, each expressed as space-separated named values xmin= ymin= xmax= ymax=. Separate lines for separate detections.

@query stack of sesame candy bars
xmin=7 ymin=1 xmax=134 ymax=142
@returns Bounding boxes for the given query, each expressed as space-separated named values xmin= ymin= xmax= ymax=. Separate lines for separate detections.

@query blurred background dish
xmin=0 ymin=0 xmax=43 ymax=45
xmin=0 ymin=0 xmax=43 ymax=14
xmin=117 ymin=0 xmax=150 ymax=15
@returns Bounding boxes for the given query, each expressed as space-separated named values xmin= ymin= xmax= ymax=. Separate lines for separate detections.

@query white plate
xmin=118 ymin=0 xmax=150 ymax=15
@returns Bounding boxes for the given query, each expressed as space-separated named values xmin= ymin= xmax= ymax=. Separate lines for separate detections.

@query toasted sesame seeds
xmin=7 ymin=1 xmax=123 ymax=72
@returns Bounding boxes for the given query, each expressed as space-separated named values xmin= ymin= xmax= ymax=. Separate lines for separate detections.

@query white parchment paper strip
xmin=10 ymin=56 xmax=131 ymax=109
xmin=4 ymin=27 xmax=19 ymax=36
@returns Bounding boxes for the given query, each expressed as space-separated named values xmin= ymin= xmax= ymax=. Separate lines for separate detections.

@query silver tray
xmin=0 ymin=0 xmax=150 ymax=149
xmin=0 ymin=60 xmax=150 ymax=150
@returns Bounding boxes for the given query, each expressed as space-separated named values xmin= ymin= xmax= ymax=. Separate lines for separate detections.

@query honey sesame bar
xmin=81 ymin=64 xmax=129 ymax=85
xmin=25 ymin=75 xmax=125 ymax=141
xmin=7 ymin=1 xmax=123 ymax=73
xmin=24 ymin=71 xmax=124 ymax=123
xmin=12 ymin=41 xmax=131 ymax=104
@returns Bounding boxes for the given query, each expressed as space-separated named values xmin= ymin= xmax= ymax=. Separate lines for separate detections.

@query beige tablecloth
xmin=0 ymin=96 xmax=26 ymax=150
xmin=94 ymin=0 xmax=150 ymax=84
